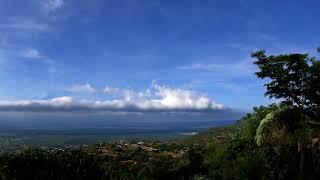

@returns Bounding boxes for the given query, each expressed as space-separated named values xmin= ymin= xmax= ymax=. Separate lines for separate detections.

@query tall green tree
xmin=251 ymin=49 xmax=320 ymax=178
xmin=306 ymin=59 xmax=320 ymax=122
xmin=252 ymin=50 xmax=319 ymax=121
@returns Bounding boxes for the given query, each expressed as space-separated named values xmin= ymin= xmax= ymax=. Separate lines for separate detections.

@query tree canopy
xmin=251 ymin=50 xmax=320 ymax=123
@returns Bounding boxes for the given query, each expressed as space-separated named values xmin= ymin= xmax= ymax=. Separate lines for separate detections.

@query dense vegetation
xmin=0 ymin=50 xmax=319 ymax=179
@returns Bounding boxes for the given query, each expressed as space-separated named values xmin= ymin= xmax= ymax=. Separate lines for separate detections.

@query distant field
xmin=0 ymin=120 xmax=235 ymax=152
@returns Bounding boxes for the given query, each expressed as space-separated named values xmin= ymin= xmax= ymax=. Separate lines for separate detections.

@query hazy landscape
xmin=0 ymin=0 xmax=320 ymax=179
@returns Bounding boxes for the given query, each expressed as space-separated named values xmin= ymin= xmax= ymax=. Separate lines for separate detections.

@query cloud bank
xmin=0 ymin=84 xmax=223 ymax=112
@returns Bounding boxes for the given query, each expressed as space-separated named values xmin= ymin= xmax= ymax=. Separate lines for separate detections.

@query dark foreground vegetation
xmin=0 ymin=49 xmax=319 ymax=179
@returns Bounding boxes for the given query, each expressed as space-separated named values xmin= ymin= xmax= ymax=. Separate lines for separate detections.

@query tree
xmin=252 ymin=50 xmax=319 ymax=121
xmin=251 ymin=49 xmax=320 ymax=178
xmin=305 ymin=59 xmax=320 ymax=122
xmin=240 ymin=104 xmax=281 ymax=139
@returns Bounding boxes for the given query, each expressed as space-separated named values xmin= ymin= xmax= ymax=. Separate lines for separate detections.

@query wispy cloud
xmin=41 ymin=0 xmax=64 ymax=13
xmin=21 ymin=48 xmax=43 ymax=59
xmin=177 ymin=58 xmax=256 ymax=77
xmin=0 ymin=0 xmax=65 ymax=35
xmin=0 ymin=18 xmax=49 ymax=31
xmin=224 ymin=43 xmax=258 ymax=52
xmin=69 ymin=84 xmax=96 ymax=93
xmin=20 ymin=48 xmax=54 ymax=65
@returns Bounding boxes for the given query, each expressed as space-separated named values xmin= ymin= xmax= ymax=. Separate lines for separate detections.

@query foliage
xmin=252 ymin=49 xmax=320 ymax=178
xmin=251 ymin=50 xmax=320 ymax=123
xmin=0 ymin=148 xmax=104 ymax=180
xmin=239 ymin=104 xmax=281 ymax=139
xmin=0 ymin=104 xmax=320 ymax=179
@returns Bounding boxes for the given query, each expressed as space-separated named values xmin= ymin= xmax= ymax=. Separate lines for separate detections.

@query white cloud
xmin=103 ymin=86 xmax=122 ymax=94
xmin=20 ymin=48 xmax=54 ymax=65
xmin=0 ymin=84 xmax=224 ymax=111
xmin=103 ymin=86 xmax=151 ymax=101
xmin=42 ymin=0 xmax=64 ymax=12
xmin=69 ymin=83 xmax=96 ymax=93
xmin=150 ymin=84 xmax=220 ymax=109
xmin=101 ymin=84 xmax=221 ymax=110
xmin=22 ymin=48 xmax=43 ymax=59
xmin=0 ymin=96 xmax=72 ymax=107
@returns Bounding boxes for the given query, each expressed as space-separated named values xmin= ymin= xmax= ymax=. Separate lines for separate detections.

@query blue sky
xmin=0 ymin=0 xmax=319 ymax=112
